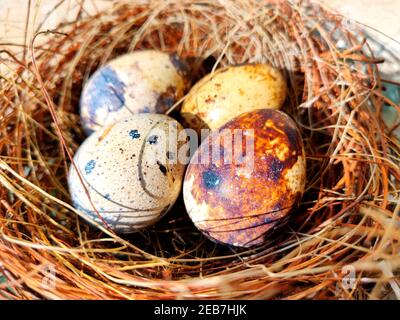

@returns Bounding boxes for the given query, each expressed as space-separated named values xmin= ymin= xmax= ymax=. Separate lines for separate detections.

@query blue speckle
xmin=148 ymin=135 xmax=158 ymax=145
xmin=129 ymin=129 xmax=141 ymax=139
xmin=142 ymin=106 xmax=151 ymax=113
xmin=104 ymin=193 xmax=111 ymax=200
xmin=82 ymin=66 xmax=127 ymax=123
xmin=85 ymin=160 xmax=96 ymax=174
xmin=269 ymin=157 xmax=284 ymax=182
xmin=202 ymin=170 xmax=221 ymax=189
xmin=71 ymin=199 xmax=92 ymax=216
xmin=264 ymin=217 xmax=272 ymax=224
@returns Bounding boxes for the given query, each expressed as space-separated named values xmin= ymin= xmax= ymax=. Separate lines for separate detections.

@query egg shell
xmin=180 ymin=64 xmax=286 ymax=133
xmin=80 ymin=50 xmax=190 ymax=134
xmin=68 ymin=113 xmax=187 ymax=233
xmin=183 ymin=109 xmax=306 ymax=247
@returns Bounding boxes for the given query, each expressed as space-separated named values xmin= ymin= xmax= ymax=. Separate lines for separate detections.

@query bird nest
xmin=0 ymin=0 xmax=399 ymax=299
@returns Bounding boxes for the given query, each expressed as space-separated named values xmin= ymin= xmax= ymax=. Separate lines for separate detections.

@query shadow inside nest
xmin=58 ymin=55 xmax=344 ymax=279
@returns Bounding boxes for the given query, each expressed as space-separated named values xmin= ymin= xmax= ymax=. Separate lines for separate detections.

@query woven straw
xmin=0 ymin=0 xmax=399 ymax=299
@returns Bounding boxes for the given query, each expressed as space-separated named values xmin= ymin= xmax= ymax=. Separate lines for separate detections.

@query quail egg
xmin=183 ymin=109 xmax=306 ymax=247
xmin=180 ymin=64 xmax=286 ymax=134
xmin=80 ymin=50 xmax=190 ymax=134
xmin=68 ymin=113 xmax=188 ymax=233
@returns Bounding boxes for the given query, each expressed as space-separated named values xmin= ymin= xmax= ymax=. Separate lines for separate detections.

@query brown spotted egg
xmin=183 ymin=109 xmax=306 ymax=247
xmin=68 ymin=113 xmax=187 ymax=233
xmin=180 ymin=64 xmax=286 ymax=134
xmin=80 ymin=50 xmax=190 ymax=135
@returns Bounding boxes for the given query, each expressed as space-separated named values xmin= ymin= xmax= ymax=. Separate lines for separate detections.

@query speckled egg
xmin=180 ymin=64 xmax=286 ymax=133
xmin=68 ymin=113 xmax=188 ymax=233
xmin=80 ymin=50 xmax=190 ymax=135
xmin=183 ymin=109 xmax=306 ymax=247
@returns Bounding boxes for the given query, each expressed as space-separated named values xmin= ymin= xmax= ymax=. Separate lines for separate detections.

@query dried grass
xmin=0 ymin=0 xmax=399 ymax=299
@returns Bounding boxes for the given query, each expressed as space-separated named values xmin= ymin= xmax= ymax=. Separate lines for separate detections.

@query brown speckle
xmin=183 ymin=109 xmax=306 ymax=247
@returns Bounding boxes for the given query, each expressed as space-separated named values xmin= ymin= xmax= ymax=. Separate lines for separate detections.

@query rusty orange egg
xmin=183 ymin=109 xmax=306 ymax=247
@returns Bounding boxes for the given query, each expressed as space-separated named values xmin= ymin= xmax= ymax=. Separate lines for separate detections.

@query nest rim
xmin=0 ymin=0 xmax=399 ymax=300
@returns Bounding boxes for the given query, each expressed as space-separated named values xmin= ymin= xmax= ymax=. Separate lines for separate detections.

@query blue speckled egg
xmin=80 ymin=50 xmax=190 ymax=135
xmin=68 ymin=114 xmax=188 ymax=233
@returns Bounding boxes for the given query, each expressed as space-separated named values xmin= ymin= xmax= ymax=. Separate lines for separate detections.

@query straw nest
xmin=1 ymin=0 xmax=400 ymax=300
